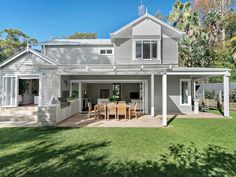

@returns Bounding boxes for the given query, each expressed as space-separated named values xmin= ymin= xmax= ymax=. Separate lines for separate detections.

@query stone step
xmin=0 ymin=106 xmax=38 ymax=121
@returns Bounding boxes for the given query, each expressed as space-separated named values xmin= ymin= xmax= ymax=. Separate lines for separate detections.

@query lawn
xmin=0 ymin=112 xmax=236 ymax=177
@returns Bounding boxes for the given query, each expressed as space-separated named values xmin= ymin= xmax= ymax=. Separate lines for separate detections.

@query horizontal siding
xmin=1 ymin=53 xmax=49 ymax=75
xmin=41 ymin=72 xmax=61 ymax=106
xmin=45 ymin=45 xmax=114 ymax=65
xmin=154 ymin=75 xmax=192 ymax=113
xmin=162 ymin=37 xmax=178 ymax=65
xmin=114 ymin=38 xmax=132 ymax=65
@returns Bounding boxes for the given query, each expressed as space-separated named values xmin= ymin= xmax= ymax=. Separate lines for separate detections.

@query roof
xmin=170 ymin=67 xmax=231 ymax=72
xmin=196 ymin=82 xmax=236 ymax=93
xmin=35 ymin=39 xmax=112 ymax=46
xmin=0 ymin=48 xmax=56 ymax=68
xmin=110 ymin=13 xmax=183 ymax=38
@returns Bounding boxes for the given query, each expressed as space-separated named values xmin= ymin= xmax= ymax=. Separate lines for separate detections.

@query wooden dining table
xmin=94 ymin=103 xmax=133 ymax=119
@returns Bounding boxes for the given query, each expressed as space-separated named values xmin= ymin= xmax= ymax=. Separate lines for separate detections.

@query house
xmin=0 ymin=13 xmax=231 ymax=126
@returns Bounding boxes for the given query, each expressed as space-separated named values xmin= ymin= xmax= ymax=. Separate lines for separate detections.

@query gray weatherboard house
xmin=0 ymin=13 xmax=231 ymax=126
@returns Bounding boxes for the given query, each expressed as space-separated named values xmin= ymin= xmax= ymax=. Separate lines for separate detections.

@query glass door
xmin=3 ymin=76 xmax=17 ymax=107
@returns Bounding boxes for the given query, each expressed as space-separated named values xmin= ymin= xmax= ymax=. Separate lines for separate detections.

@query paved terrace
xmin=0 ymin=112 xmax=224 ymax=128
xmin=57 ymin=112 xmax=224 ymax=128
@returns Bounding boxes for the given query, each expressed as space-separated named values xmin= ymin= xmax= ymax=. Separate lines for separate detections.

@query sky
xmin=0 ymin=0 xmax=185 ymax=41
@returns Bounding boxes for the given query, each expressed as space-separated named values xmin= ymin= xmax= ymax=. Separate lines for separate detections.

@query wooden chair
xmin=129 ymin=102 xmax=138 ymax=120
xmin=107 ymin=103 xmax=117 ymax=120
xmin=117 ymin=104 xmax=127 ymax=120
xmin=118 ymin=101 xmax=126 ymax=104
xmin=96 ymin=103 xmax=106 ymax=120
xmin=87 ymin=102 xmax=96 ymax=118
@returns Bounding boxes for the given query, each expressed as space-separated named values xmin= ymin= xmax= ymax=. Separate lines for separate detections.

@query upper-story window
xmin=134 ymin=40 xmax=160 ymax=60
xmin=99 ymin=48 xmax=113 ymax=55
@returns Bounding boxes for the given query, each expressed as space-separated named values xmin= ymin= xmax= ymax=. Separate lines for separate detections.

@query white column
xmin=38 ymin=73 xmax=43 ymax=107
xmin=219 ymin=90 xmax=222 ymax=105
xmin=224 ymin=72 xmax=230 ymax=117
xmin=193 ymin=81 xmax=196 ymax=99
xmin=162 ymin=73 xmax=167 ymax=127
xmin=151 ymin=74 xmax=155 ymax=116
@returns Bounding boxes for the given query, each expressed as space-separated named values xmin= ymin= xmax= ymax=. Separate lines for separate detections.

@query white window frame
xmin=180 ymin=79 xmax=191 ymax=106
xmin=99 ymin=48 xmax=114 ymax=55
xmin=132 ymin=39 xmax=161 ymax=60
xmin=2 ymin=75 xmax=18 ymax=107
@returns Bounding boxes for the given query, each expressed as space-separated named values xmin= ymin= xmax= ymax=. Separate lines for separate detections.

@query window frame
xmin=99 ymin=48 xmax=114 ymax=55
xmin=133 ymin=39 xmax=161 ymax=60
xmin=179 ymin=79 xmax=192 ymax=106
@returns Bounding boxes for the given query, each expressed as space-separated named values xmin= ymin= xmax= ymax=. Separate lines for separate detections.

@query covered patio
xmin=36 ymin=64 xmax=231 ymax=127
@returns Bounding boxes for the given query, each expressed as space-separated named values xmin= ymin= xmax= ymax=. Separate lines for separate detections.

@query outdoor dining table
xmin=94 ymin=103 xmax=133 ymax=119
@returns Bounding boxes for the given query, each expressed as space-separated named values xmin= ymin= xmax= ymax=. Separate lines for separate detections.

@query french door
xmin=2 ymin=76 xmax=17 ymax=107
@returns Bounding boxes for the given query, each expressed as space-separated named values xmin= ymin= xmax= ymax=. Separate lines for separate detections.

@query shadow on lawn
xmin=0 ymin=129 xmax=236 ymax=177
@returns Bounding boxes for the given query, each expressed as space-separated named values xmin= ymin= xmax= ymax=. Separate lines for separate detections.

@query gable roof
xmin=110 ymin=13 xmax=183 ymax=38
xmin=0 ymin=48 xmax=57 ymax=68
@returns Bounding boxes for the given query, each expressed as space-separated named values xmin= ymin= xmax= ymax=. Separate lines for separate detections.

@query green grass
xmin=0 ymin=112 xmax=236 ymax=177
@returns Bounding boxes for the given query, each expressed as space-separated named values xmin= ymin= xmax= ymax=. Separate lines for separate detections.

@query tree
xmin=225 ymin=11 xmax=236 ymax=39
xmin=0 ymin=29 xmax=37 ymax=62
xmin=203 ymin=9 xmax=222 ymax=45
xmin=66 ymin=32 xmax=97 ymax=39
xmin=168 ymin=0 xmax=200 ymax=38
xmin=192 ymin=0 xmax=234 ymax=44
xmin=168 ymin=0 xmax=191 ymax=30
xmin=179 ymin=32 xmax=212 ymax=67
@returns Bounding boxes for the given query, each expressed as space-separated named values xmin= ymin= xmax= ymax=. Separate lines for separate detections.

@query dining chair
xmin=117 ymin=103 xmax=127 ymax=120
xmin=129 ymin=102 xmax=138 ymax=119
xmin=118 ymin=101 xmax=126 ymax=104
xmin=107 ymin=103 xmax=117 ymax=120
xmin=87 ymin=102 xmax=96 ymax=118
xmin=97 ymin=103 xmax=106 ymax=120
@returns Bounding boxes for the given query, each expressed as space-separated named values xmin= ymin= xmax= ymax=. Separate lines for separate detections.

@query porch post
xmin=223 ymin=71 xmax=230 ymax=117
xmin=162 ymin=73 xmax=167 ymax=127
xmin=38 ymin=73 xmax=43 ymax=107
xmin=151 ymin=74 xmax=155 ymax=116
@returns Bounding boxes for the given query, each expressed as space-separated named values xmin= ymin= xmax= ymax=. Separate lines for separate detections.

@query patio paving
xmin=57 ymin=112 xmax=224 ymax=128
xmin=0 ymin=121 xmax=39 ymax=128
xmin=0 ymin=111 xmax=224 ymax=128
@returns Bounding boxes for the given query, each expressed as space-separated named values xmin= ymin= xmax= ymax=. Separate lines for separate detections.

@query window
xmin=99 ymin=49 xmax=113 ymax=55
xmin=180 ymin=79 xmax=191 ymax=105
xmin=135 ymin=40 xmax=160 ymax=60
xmin=71 ymin=83 xmax=79 ymax=98
xmin=113 ymin=83 xmax=121 ymax=101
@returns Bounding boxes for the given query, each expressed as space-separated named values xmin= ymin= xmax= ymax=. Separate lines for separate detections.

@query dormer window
xmin=99 ymin=48 xmax=113 ymax=55
xmin=134 ymin=40 xmax=160 ymax=60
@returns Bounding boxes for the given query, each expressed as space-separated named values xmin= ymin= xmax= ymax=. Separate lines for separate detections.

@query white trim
xmin=0 ymin=48 xmax=56 ymax=68
xmin=111 ymin=13 xmax=182 ymax=37
xmin=98 ymin=48 xmax=114 ymax=56
xmin=224 ymin=73 xmax=230 ymax=117
xmin=0 ymin=50 xmax=27 ymax=68
xmin=133 ymin=39 xmax=161 ymax=60
xmin=29 ymin=48 xmax=56 ymax=65
xmin=162 ymin=73 xmax=167 ymax=127
xmin=151 ymin=74 xmax=155 ymax=116
xmin=166 ymin=71 xmax=228 ymax=76
xmin=180 ymin=79 xmax=192 ymax=106
xmin=2 ymin=76 xmax=17 ymax=107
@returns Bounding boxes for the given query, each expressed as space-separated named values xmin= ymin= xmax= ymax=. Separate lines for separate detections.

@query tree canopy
xmin=167 ymin=0 xmax=236 ymax=82
xmin=0 ymin=29 xmax=37 ymax=62
xmin=66 ymin=32 xmax=97 ymax=39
